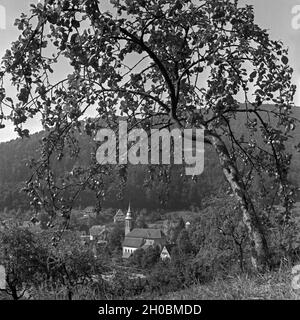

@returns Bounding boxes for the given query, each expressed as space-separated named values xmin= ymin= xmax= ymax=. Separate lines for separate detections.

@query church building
xmin=122 ymin=204 xmax=166 ymax=259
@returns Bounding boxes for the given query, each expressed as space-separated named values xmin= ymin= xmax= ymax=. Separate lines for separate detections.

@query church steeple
xmin=125 ymin=203 xmax=133 ymax=236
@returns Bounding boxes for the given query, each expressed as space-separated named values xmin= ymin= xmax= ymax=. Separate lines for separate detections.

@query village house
xmin=89 ymin=225 xmax=109 ymax=242
xmin=83 ymin=206 xmax=97 ymax=219
xmin=160 ymin=244 xmax=175 ymax=261
xmin=88 ymin=225 xmax=110 ymax=257
xmin=79 ymin=225 xmax=90 ymax=244
xmin=113 ymin=209 xmax=125 ymax=223
xmin=122 ymin=204 xmax=166 ymax=259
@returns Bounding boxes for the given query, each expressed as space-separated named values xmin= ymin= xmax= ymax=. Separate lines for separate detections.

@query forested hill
xmin=0 ymin=106 xmax=299 ymax=212
xmin=0 ymin=131 xmax=223 ymax=212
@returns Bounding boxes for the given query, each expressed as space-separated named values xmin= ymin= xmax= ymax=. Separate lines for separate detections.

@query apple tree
xmin=0 ymin=0 xmax=298 ymax=271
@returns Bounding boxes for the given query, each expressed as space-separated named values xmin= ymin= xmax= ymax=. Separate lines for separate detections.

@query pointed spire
xmin=126 ymin=202 xmax=132 ymax=220
xmin=125 ymin=203 xmax=133 ymax=236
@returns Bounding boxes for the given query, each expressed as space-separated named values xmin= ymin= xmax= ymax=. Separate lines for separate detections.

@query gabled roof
xmin=89 ymin=225 xmax=106 ymax=236
xmin=126 ymin=228 xmax=165 ymax=239
xmin=161 ymin=245 xmax=175 ymax=260
xmin=123 ymin=237 xmax=144 ymax=248
xmin=84 ymin=207 xmax=97 ymax=218
xmin=114 ymin=209 xmax=124 ymax=217
xmin=84 ymin=206 xmax=95 ymax=212
xmin=163 ymin=244 xmax=175 ymax=252
xmin=141 ymin=244 xmax=152 ymax=251
xmin=114 ymin=209 xmax=125 ymax=221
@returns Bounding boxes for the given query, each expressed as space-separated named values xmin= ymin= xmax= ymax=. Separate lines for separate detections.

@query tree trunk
xmin=237 ymin=243 xmax=244 ymax=273
xmin=209 ymin=133 xmax=269 ymax=272
xmin=67 ymin=288 xmax=73 ymax=300
xmin=10 ymin=286 xmax=19 ymax=300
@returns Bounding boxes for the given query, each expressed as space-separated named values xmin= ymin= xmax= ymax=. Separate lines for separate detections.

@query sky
xmin=0 ymin=0 xmax=300 ymax=142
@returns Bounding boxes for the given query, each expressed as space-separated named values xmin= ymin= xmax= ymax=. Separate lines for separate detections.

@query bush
xmin=105 ymin=271 xmax=146 ymax=299
xmin=188 ymin=194 xmax=251 ymax=276
xmin=0 ymin=225 xmax=49 ymax=300
xmin=107 ymin=223 xmax=124 ymax=253
xmin=129 ymin=246 xmax=161 ymax=270
xmin=264 ymin=206 xmax=300 ymax=267
xmin=146 ymin=261 xmax=184 ymax=295
xmin=129 ymin=248 xmax=145 ymax=267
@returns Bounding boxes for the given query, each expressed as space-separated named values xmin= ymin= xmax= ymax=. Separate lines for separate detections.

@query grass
xmin=151 ymin=269 xmax=300 ymax=300
xmin=1 ymin=267 xmax=299 ymax=300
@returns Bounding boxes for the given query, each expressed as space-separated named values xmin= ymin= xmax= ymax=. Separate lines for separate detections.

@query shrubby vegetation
xmin=0 ymin=224 xmax=48 ymax=300
xmin=129 ymin=246 xmax=161 ymax=270
xmin=1 ymin=188 xmax=299 ymax=300
xmin=0 ymin=226 xmax=105 ymax=300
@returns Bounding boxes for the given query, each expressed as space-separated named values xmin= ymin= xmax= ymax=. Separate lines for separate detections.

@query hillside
xmin=0 ymin=105 xmax=299 ymax=212
xmin=0 ymin=132 xmax=223 ymax=212
xmin=228 ymin=105 xmax=300 ymax=184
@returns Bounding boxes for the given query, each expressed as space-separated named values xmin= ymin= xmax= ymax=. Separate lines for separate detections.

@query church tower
xmin=125 ymin=203 xmax=133 ymax=236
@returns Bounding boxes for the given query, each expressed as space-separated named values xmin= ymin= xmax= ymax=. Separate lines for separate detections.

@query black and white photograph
xmin=0 ymin=0 xmax=299 ymax=311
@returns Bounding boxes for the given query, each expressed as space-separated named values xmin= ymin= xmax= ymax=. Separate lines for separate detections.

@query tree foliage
xmin=0 ymin=225 xmax=48 ymax=300
xmin=0 ymin=0 xmax=298 ymax=271
xmin=38 ymin=230 xmax=102 ymax=300
xmin=177 ymin=228 xmax=193 ymax=255
xmin=165 ymin=217 xmax=186 ymax=243
xmin=107 ymin=223 xmax=124 ymax=252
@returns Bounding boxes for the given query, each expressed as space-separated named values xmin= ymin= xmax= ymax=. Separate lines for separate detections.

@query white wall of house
xmin=160 ymin=247 xmax=171 ymax=260
xmin=144 ymin=239 xmax=155 ymax=245
xmin=123 ymin=246 xmax=138 ymax=256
